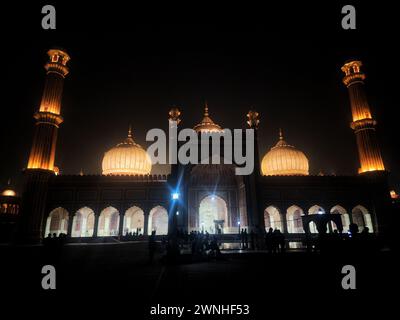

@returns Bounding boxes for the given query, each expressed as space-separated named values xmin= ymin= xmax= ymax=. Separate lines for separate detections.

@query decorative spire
xmin=168 ymin=107 xmax=181 ymax=125
xmin=7 ymin=178 xmax=11 ymax=186
xmin=193 ymin=102 xmax=222 ymax=132
xmin=279 ymin=128 xmax=283 ymax=140
xmin=128 ymin=124 xmax=132 ymax=138
xmin=120 ymin=125 xmax=137 ymax=146
xmin=204 ymin=101 xmax=209 ymax=117
xmin=246 ymin=110 xmax=260 ymax=129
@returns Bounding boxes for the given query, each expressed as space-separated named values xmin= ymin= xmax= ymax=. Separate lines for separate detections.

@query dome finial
xmin=128 ymin=124 xmax=132 ymax=138
xmin=204 ymin=101 xmax=209 ymax=117
xmin=279 ymin=128 xmax=283 ymax=140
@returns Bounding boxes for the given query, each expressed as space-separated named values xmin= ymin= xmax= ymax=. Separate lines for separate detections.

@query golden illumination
xmin=39 ymin=49 xmax=71 ymax=115
xmin=390 ymin=190 xmax=399 ymax=199
xmin=341 ymin=60 xmax=385 ymax=174
xmin=169 ymin=107 xmax=181 ymax=125
xmin=247 ymin=110 xmax=260 ymax=129
xmin=261 ymin=130 xmax=309 ymax=176
xmin=341 ymin=60 xmax=366 ymax=86
xmin=193 ymin=102 xmax=223 ymax=133
xmin=102 ymin=127 xmax=152 ymax=175
xmin=1 ymin=189 xmax=16 ymax=197
xmin=27 ymin=49 xmax=70 ymax=172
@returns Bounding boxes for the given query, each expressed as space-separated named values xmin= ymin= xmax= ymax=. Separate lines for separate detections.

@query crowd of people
xmin=43 ymin=232 xmax=68 ymax=247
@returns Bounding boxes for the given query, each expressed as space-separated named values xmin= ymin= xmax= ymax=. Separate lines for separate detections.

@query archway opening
xmin=45 ymin=207 xmax=69 ymax=237
xmin=148 ymin=206 xmax=168 ymax=235
xmin=72 ymin=207 xmax=95 ymax=237
xmin=352 ymin=205 xmax=373 ymax=232
xmin=98 ymin=207 xmax=120 ymax=236
xmin=286 ymin=205 xmax=304 ymax=233
xmin=331 ymin=205 xmax=350 ymax=232
xmin=199 ymin=195 xmax=228 ymax=234
xmin=124 ymin=206 xmax=144 ymax=235
xmin=264 ymin=206 xmax=282 ymax=231
xmin=308 ymin=205 xmax=325 ymax=233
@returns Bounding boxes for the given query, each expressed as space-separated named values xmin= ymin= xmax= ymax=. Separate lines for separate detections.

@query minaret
xmin=19 ymin=49 xmax=70 ymax=242
xmin=27 ymin=49 xmax=70 ymax=171
xmin=167 ymin=107 xmax=182 ymax=235
xmin=341 ymin=60 xmax=385 ymax=174
xmin=244 ymin=110 xmax=262 ymax=232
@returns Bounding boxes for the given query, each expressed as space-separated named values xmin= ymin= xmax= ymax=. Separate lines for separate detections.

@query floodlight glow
xmin=172 ymin=192 xmax=180 ymax=200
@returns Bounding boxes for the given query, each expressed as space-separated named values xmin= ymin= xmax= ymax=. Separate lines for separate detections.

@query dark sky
xmin=1 ymin=2 xmax=399 ymax=191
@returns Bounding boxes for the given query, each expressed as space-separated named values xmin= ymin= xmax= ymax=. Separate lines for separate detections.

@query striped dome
xmin=102 ymin=127 xmax=152 ymax=175
xmin=261 ymin=130 xmax=309 ymax=176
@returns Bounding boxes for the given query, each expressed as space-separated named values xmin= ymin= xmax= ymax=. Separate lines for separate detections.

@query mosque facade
xmin=1 ymin=49 xmax=394 ymax=243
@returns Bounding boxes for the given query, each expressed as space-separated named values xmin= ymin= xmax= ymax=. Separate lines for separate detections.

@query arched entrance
xmin=71 ymin=207 xmax=95 ymax=237
xmin=286 ymin=205 xmax=304 ymax=233
xmin=264 ymin=206 xmax=282 ymax=231
xmin=124 ymin=206 xmax=144 ymax=235
xmin=148 ymin=206 xmax=168 ymax=235
xmin=98 ymin=206 xmax=120 ymax=236
xmin=199 ymin=195 xmax=228 ymax=234
xmin=308 ymin=205 xmax=325 ymax=233
xmin=352 ymin=205 xmax=373 ymax=232
xmin=45 ymin=207 xmax=69 ymax=237
xmin=331 ymin=205 xmax=350 ymax=232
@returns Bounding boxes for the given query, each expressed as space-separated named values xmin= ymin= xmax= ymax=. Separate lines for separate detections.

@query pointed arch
xmin=45 ymin=207 xmax=69 ymax=236
xmin=124 ymin=206 xmax=145 ymax=235
xmin=98 ymin=206 xmax=120 ymax=236
xmin=264 ymin=206 xmax=282 ymax=231
xmin=71 ymin=207 xmax=95 ymax=237
xmin=352 ymin=205 xmax=373 ymax=232
xmin=307 ymin=205 xmax=325 ymax=233
xmin=308 ymin=205 xmax=325 ymax=215
xmin=330 ymin=205 xmax=350 ymax=232
xmin=198 ymin=195 xmax=228 ymax=234
xmin=286 ymin=205 xmax=304 ymax=233
xmin=148 ymin=206 xmax=168 ymax=235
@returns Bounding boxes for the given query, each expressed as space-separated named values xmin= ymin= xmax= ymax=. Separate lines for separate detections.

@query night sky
xmin=1 ymin=2 xmax=399 ymax=191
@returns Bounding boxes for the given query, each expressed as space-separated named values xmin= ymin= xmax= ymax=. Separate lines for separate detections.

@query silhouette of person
xmin=265 ymin=228 xmax=273 ymax=254
xmin=148 ymin=230 xmax=156 ymax=263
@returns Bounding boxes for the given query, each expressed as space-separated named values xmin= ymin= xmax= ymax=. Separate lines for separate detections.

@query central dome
xmin=193 ymin=103 xmax=223 ymax=133
xmin=102 ymin=127 xmax=152 ymax=175
xmin=261 ymin=130 xmax=309 ymax=176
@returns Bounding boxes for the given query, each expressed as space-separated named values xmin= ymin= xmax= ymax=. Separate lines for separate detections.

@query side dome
xmin=1 ymin=179 xmax=17 ymax=197
xmin=261 ymin=130 xmax=309 ymax=176
xmin=102 ymin=127 xmax=152 ymax=175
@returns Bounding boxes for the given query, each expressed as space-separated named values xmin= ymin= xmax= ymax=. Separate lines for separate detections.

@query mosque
xmin=1 ymin=49 xmax=395 ymax=244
